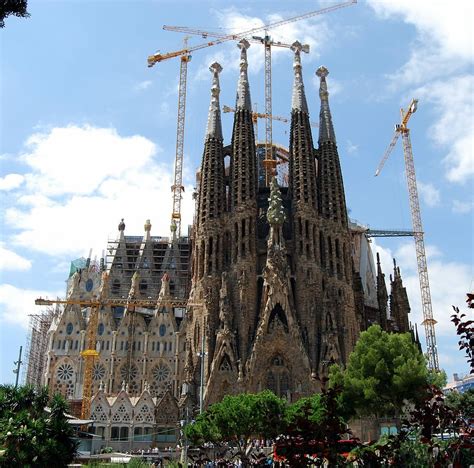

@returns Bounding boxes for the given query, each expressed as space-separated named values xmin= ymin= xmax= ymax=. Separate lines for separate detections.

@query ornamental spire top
xmin=206 ymin=62 xmax=223 ymax=140
xmin=291 ymin=41 xmax=309 ymax=113
xmin=316 ymin=65 xmax=336 ymax=144
xmin=236 ymin=39 xmax=251 ymax=111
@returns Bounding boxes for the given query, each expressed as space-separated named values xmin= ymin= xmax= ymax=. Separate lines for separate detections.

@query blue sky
xmin=0 ymin=1 xmax=472 ymax=384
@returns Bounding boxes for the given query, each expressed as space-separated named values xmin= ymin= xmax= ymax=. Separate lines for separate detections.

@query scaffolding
xmin=24 ymin=306 xmax=60 ymax=387
xmin=105 ymin=235 xmax=191 ymax=303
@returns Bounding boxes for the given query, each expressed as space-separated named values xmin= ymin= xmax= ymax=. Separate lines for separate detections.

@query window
xmin=111 ymin=426 xmax=119 ymax=440
xmin=98 ymin=323 xmax=105 ymax=336
xmin=66 ymin=323 xmax=73 ymax=335
xmin=85 ymin=278 xmax=94 ymax=292
xmin=159 ymin=324 xmax=166 ymax=337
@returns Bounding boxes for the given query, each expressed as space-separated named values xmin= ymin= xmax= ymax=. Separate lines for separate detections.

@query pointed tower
xmin=288 ymin=42 xmax=320 ymax=372
xmin=315 ymin=67 xmax=358 ymax=371
xmin=226 ymin=40 xmax=259 ymax=367
xmin=194 ymin=62 xmax=226 ymax=281
xmin=316 ymin=66 xmax=348 ymax=228
xmin=376 ymin=252 xmax=389 ymax=330
xmin=289 ymin=41 xmax=317 ymax=212
xmin=185 ymin=63 xmax=228 ymax=408
xmin=389 ymin=259 xmax=410 ymax=333
xmin=230 ymin=39 xmax=257 ymax=211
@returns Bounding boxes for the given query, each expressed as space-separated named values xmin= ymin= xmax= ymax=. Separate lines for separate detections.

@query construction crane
xmin=35 ymin=291 xmax=189 ymax=419
xmin=223 ymin=104 xmax=318 ymax=139
xmin=375 ymin=98 xmax=439 ymax=371
xmin=148 ymin=37 xmax=190 ymax=240
xmin=148 ymin=2 xmax=357 ymax=226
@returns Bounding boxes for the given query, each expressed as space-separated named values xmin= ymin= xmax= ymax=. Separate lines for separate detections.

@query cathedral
xmin=32 ymin=40 xmax=413 ymax=450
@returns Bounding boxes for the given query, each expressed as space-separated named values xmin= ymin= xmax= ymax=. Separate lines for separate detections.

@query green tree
xmin=329 ymin=325 xmax=430 ymax=418
xmin=185 ymin=390 xmax=286 ymax=461
xmin=277 ymin=387 xmax=354 ymax=467
xmin=445 ymin=388 xmax=474 ymax=421
xmin=0 ymin=0 xmax=29 ymax=28
xmin=0 ymin=385 xmax=77 ymax=467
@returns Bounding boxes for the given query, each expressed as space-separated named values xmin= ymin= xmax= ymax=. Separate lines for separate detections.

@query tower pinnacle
xmin=206 ymin=62 xmax=223 ymax=140
xmin=291 ymin=41 xmax=309 ymax=113
xmin=316 ymin=66 xmax=336 ymax=144
xmin=236 ymin=39 xmax=251 ymax=111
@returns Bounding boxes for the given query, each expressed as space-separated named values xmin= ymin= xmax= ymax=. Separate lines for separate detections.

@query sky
xmin=0 ymin=0 xmax=472 ymax=385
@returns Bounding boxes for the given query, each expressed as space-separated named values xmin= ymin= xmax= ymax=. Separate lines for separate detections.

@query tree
xmin=0 ymin=0 xmax=29 ymax=28
xmin=451 ymin=294 xmax=474 ymax=373
xmin=276 ymin=386 xmax=355 ymax=467
xmin=0 ymin=385 xmax=77 ymax=466
xmin=329 ymin=325 xmax=431 ymax=418
xmin=185 ymin=390 xmax=286 ymax=462
xmin=445 ymin=388 xmax=474 ymax=421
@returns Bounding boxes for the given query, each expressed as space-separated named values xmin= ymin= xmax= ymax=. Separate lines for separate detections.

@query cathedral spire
xmin=198 ymin=62 xmax=226 ymax=226
xmin=316 ymin=66 xmax=336 ymax=144
xmin=206 ymin=62 xmax=223 ymax=141
xmin=316 ymin=66 xmax=348 ymax=226
xmin=289 ymin=42 xmax=317 ymax=209
xmin=291 ymin=41 xmax=309 ymax=113
xmin=236 ymin=39 xmax=251 ymax=111
xmin=230 ymin=43 xmax=257 ymax=208
xmin=376 ymin=252 xmax=388 ymax=330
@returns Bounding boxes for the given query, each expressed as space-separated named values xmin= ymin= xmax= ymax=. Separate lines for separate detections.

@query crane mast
xmin=170 ymin=41 xmax=190 ymax=239
xmin=263 ymin=34 xmax=274 ymax=185
xmin=80 ymin=272 xmax=108 ymax=421
xmin=375 ymin=99 xmax=439 ymax=371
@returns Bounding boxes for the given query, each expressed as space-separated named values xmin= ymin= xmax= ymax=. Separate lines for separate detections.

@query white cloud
xmin=368 ymin=2 xmax=473 ymax=185
xmin=4 ymin=125 xmax=194 ymax=258
xmin=0 ymin=243 xmax=32 ymax=272
xmin=0 ymin=284 xmax=61 ymax=329
xmin=374 ymin=241 xmax=472 ymax=336
xmin=0 ymin=174 xmax=24 ymax=191
xmin=20 ymin=125 xmax=158 ymax=196
xmin=134 ymin=80 xmax=152 ymax=91
xmin=193 ymin=7 xmax=331 ymax=81
xmin=417 ymin=180 xmax=440 ymax=207
xmin=346 ymin=139 xmax=358 ymax=155
xmin=415 ymin=75 xmax=474 ymax=184
xmin=452 ymin=199 xmax=474 ymax=214
xmin=368 ymin=0 xmax=473 ymax=87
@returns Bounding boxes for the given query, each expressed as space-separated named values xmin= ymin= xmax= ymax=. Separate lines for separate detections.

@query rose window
xmin=152 ymin=364 xmax=170 ymax=382
xmin=120 ymin=364 xmax=138 ymax=382
xmin=92 ymin=363 xmax=106 ymax=381
xmin=57 ymin=363 xmax=74 ymax=381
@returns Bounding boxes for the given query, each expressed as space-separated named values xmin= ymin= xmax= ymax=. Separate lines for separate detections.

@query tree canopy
xmin=329 ymin=325 xmax=431 ymax=418
xmin=185 ymin=390 xmax=286 ymax=451
xmin=0 ymin=0 xmax=29 ymax=28
xmin=0 ymin=385 xmax=77 ymax=467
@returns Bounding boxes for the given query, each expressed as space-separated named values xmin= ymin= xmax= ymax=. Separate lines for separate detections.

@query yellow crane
xmin=36 ymin=283 xmax=189 ymax=420
xmin=148 ymin=1 xmax=357 ymax=231
xmin=375 ymin=98 xmax=439 ymax=371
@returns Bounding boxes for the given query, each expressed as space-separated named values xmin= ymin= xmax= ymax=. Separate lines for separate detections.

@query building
xmin=27 ymin=40 xmax=414 ymax=450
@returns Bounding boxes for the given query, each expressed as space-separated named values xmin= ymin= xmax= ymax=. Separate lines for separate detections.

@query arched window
xmin=66 ymin=323 xmax=73 ymax=335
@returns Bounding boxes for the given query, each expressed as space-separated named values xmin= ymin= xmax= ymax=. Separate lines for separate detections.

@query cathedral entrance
xmin=266 ymin=355 xmax=290 ymax=399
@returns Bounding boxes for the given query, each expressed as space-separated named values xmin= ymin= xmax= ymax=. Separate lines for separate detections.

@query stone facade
xmin=38 ymin=40 xmax=415 ymax=449
xmin=181 ymin=41 xmax=413 ymax=409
